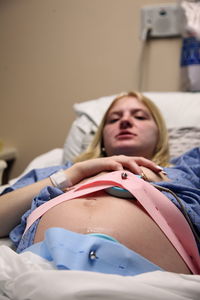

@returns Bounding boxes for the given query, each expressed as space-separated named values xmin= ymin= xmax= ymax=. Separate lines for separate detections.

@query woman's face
xmin=102 ymin=96 xmax=159 ymax=158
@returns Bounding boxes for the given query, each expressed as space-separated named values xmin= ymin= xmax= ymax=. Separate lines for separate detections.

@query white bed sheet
xmin=0 ymin=245 xmax=199 ymax=300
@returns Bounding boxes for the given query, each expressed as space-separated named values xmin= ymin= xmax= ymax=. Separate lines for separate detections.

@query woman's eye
xmin=134 ymin=115 xmax=147 ymax=120
xmin=108 ymin=118 xmax=119 ymax=123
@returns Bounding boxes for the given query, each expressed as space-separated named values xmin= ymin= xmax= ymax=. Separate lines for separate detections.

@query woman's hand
xmin=65 ymin=155 xmax=164 ymax=185
xmin=141 ymin=166 xmax=169 ymax=182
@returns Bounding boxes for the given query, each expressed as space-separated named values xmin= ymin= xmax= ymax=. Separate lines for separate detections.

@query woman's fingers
xmin=76 ymin=158 xmax=123 ymax=178
xmin=71 ymin=155 xmax=163 ymax=183
xmin=111 ymin=155 xmax=163 ymax=175
xmin=126 ymin=157 xmax=163 ymax=173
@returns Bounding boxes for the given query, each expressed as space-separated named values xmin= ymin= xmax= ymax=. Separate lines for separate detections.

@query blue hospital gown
xmin=1 ymin=148 xmax=200 ymax=252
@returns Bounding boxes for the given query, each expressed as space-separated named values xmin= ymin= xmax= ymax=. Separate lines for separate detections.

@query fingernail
xmin=157 ymin=166 xmax=167 ymax=175
xmin=162 ymin=171 xmax=168 ymax=175
xmin=156 ymin=165 xmax=163 ymax=172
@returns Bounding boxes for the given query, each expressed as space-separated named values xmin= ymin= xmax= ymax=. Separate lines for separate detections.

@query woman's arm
xmin=0 ymin=177 xmax=54 ymax=237
xmin=0 ymin=155 xmax=163 ymax=237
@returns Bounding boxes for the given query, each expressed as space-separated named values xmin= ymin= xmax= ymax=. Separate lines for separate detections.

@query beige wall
xmin=0 ymin=0 xmax=181 ymax=178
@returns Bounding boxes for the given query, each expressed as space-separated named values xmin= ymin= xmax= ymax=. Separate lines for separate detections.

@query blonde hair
xmin=74 ymin=91 xmax=170 ymax=166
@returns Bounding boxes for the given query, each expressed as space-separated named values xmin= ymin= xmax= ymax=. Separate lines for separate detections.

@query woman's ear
xmin=101 ymin=147 xmax=106 ymax=156
xmin=101 ymin=140 xmax=107 ymax=156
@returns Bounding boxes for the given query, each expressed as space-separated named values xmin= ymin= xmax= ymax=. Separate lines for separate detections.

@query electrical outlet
xmin=140 ymin=3 xmax=184 ymax=40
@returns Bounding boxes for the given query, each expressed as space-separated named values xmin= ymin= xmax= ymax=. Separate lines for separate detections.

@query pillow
xmin=168 ymin=127 xmax=200 ymax=159
xmin=73 ymin=94 xmax=117 ymax=126
xmin=63 ymin=92 xmax=200 ymax=163
xmin=73 ymin=92 xmax=200 ymax=127
xmin=63 ymin=115 xmax=97 ymax=163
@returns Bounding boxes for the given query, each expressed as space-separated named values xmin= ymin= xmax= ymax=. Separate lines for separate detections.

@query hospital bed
xmin=0 ymin=92 xmax=200 ymax=299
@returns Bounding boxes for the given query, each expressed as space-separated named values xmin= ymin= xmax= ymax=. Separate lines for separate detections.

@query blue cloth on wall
xmin=180 ymin=37 xmax=200 ymax=91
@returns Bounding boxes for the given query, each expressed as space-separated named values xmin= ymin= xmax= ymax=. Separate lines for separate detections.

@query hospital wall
xmin=0 ymin=0 xmax=181 ymax=178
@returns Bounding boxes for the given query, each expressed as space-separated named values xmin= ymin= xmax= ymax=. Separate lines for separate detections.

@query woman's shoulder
xmin=170 ymin=147 xmax=200 ymax=165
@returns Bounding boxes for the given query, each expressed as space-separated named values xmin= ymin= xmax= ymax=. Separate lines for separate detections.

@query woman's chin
xmin=109 ymin=145 xmax=142 ymax=157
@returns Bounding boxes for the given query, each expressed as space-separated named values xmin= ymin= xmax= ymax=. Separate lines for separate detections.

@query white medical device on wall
xmin=140 ymin=3 xmax=183 ymax=40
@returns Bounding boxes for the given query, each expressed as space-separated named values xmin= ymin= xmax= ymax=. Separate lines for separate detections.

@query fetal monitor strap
xmin=153 ymin=183 xmax=200 ymax=245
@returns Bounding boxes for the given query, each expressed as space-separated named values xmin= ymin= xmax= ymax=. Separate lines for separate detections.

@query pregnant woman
xmin=0 ymin=92 xmax=199 ymax=275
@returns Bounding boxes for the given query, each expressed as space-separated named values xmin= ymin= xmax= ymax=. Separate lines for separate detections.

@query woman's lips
xmin=116 ymin=131 xmax=137 ymax=139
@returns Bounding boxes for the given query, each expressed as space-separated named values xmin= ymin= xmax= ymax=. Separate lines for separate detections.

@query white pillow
xmin=143 ymin=92 xmax=200 ymax=128
xmin=168 ymin=127 xmax=200 ymax=159
xmin=63 ymin=92 xmax=200 ymax=163
xmin=73 ymin=92 xmax=200 ymax=128
xmin=73 ymin=94 xmax=117 ymax=126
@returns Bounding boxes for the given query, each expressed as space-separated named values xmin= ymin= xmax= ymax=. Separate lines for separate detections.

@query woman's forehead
xmin=108 ymin=96 xmax=149 ymax=113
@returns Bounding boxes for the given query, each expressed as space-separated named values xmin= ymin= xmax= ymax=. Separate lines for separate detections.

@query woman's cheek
xmin=104 ymin=126 xmax=116 ymax=140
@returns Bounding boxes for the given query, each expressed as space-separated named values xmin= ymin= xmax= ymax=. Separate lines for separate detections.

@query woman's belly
xmin=34 ymin=190 xmax=191 ymax=274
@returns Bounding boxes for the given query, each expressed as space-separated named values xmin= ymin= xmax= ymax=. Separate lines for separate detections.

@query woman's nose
xmin=120 ymin=116 xmax=133 ymax=129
